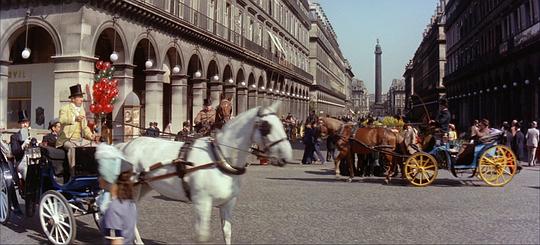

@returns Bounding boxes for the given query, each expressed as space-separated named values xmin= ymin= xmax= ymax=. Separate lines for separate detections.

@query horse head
xmin=319 ymin=117 xmax=343 ymax=138
xmin=251 ymin=102 xmax=293 ymax=166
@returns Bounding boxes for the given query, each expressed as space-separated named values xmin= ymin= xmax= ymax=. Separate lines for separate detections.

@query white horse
xmin=118 ymin=102 xmax=292 ymax=244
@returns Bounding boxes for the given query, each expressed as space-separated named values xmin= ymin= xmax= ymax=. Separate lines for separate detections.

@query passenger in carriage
xmin=56 ymin=84 xmax=96 ymax=178
xmin=10 ymin=110 xmax=31 ymax=163
xmin=41 ymin=118 xmax=60 ymax=147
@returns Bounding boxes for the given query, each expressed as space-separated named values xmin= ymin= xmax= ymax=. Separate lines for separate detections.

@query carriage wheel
xmin=39 ymin=191 xmax=77 ymax=244
xmin=0 ymin=166 xmax=11 ymax=224
xmin=404 ymin=152 xmax=438 ymax=187
xmin=478 ymin=145 xmax=516 ymax=187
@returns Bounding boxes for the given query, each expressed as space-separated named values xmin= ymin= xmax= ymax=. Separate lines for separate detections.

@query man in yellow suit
xmin=56 ymin=84 xmax=95 ymax=178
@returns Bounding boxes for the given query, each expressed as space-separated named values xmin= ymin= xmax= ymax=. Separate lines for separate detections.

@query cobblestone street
xmin=2 ymin=144 xmax=539 ymax=244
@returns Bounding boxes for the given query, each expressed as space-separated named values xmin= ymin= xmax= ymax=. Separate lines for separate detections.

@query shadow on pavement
xmin=266 ymin=177 xmax=351 ymax=183
xmin=304 ymin=169 xmax=335 ymax=176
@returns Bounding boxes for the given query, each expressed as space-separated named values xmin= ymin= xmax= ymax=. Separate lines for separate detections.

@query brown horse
xmin=213 ymin=97 xmax=233 ymax=130
xmin=319 ymin=117 xmax=406 ymax=183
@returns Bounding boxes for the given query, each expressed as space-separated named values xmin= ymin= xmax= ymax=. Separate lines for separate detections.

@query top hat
xmin=203 ymin=98 xmax=212 ymax=106
xmin=69 ymin=84 xmax=85 ymax=98
xmin=18 ymin=110 xmax=30 ymax=123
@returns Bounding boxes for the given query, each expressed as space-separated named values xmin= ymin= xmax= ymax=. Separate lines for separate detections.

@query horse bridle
xmin=250 ymin=108 xmax=288 ymax=157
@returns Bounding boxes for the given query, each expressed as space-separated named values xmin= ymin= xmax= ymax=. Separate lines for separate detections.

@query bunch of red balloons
xmin=90 ymin=60 xmax=119 ymax=114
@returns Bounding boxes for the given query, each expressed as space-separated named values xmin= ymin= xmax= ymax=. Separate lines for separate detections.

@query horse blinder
xmin=257 ymin=120 xmax=272 ymax=136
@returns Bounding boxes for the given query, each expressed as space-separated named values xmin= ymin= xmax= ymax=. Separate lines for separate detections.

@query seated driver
xmin=56 ymin=84 xmax=96 ymax=178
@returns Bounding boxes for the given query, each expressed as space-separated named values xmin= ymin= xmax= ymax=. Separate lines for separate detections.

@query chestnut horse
xmin=319 ymin=117 xmax=406 ymax=183
xmin=213 ymin=98 xmax=233 ymax=130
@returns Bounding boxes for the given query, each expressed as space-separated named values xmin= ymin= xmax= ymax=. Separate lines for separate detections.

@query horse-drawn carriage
xmin=318 ymin=117 xmax=518 ymax=187
xmin=0 ymin=140 xmax=101 ymax=244
xmin=403 ymin=131 xmax=517 ymax=187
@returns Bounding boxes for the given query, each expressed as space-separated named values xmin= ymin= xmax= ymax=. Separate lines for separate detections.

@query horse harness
xmin=134 ymin=107 xmax=287 ymax=201
xmin=135 ymin=139 xmax=246 ymax=201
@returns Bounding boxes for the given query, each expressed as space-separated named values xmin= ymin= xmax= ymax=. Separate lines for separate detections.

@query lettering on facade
xmin=7 ymin=70 xmax=26 ymax=79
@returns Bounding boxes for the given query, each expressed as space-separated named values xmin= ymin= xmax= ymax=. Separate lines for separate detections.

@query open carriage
xmin=403 ymin=131 xmax=518 ymax=187
xmin=0 ymin=142 xmax=101 ymax=244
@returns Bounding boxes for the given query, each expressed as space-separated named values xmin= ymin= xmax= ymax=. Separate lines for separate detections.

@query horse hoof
xmin=384 ymin=179 xmax=389 ymax=185
xmin=347 ymin=178 xmax=353 ymax=183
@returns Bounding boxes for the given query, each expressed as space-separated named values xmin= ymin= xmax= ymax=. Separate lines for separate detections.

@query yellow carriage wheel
xmin=404 ymin=152 xmax=438 ymax=187
xmin=478 ymin=145 xmax=517 ymax=187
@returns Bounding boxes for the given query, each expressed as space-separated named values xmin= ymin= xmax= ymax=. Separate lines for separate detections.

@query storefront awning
xmin=267 ymin=31 xmax=287 ymax=59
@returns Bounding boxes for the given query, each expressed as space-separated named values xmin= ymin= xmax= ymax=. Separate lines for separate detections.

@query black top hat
xmin=203 ymin=98 xmax=212 ymax=106
xmin=69 ymin=84 xmax=85 ymax=98
xmin=18 ymin=110 xmax=30 ymax=123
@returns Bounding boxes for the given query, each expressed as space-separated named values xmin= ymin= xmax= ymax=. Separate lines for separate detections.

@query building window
xmin=7 ymin=81 xmax=31 ymax=129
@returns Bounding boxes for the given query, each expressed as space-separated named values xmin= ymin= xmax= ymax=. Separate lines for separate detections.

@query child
xmin=95 ymin=144 xmax=137 ymax=245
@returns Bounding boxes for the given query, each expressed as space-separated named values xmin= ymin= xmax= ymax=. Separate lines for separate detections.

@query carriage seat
xmin=455 ymin=143 xmax=474 ymax=165
xmin=41 ymin=146 xmax=67 ymax=177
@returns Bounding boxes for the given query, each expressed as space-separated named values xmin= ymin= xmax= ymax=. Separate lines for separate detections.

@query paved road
xmin=1 ymin=144 xmax=539 ymax=244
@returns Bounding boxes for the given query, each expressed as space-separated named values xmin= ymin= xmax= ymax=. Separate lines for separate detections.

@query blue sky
xmin=317 ymin=0 xmax=440 ymax=93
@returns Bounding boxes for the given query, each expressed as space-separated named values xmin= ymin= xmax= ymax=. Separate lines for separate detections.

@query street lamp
xmin=22 ymin=10 xmax=31 ymax=59
xmin=212 ymin=75 xmax=219 ymax=81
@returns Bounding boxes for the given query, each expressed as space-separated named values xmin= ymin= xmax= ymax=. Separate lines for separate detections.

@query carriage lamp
xmin=110 ymin=52 xmax=119 ymax=62
xmin=212 ymin=75 xmax=219 ymax=81
xmin=25 ymin=147 xmax=41 ymax=160
xmin=194 ymin=71 xmax=202 ymax=78
xmin=228 ymin=78 xmax=234 ymax=84
xmin=145 ymin=59 xmax=153 ymax=69
xmin=22 ymin=48 xmax=31 ymax=59
xmin=172 ymin=65 xmax=180 ymax=74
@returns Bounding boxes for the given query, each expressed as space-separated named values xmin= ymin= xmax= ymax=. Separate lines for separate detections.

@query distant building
xmin=308 ymin=2 xmax=353 ymax=117
xmin=387 ymin=79 xmax=406 ymax=116
xmin=351 ymin=79 xmax=369 ymax=117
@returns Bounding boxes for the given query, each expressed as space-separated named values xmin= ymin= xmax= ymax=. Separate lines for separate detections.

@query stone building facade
xmin=1 ymin=0 xmax=315 ymax=138
xmin=307 ymin=2 xmax=352 ymax=117
xmin=386 ymin=78 xmax=405 ymax=116
xmin=351 ymin=78 xmax=369 ymax=117
xmin=404 ymin=0 xmax=447 ymax=123
xmin=444 ymin=0 xmax=540 ymax=129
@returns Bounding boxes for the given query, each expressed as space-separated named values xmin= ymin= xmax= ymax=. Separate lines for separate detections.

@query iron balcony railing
xmin=137 ymin=0 xmax=312 ymax=80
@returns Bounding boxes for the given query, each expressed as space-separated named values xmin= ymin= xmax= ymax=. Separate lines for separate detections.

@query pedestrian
xmin=95 ymin=144 xmax=137 ymax=245
xmin=301 ymin=123 xmax=315 ymax=165
xmin=526 ymin=121 xmax=539 ymax=166
xmin=501 ymin=121 xmax=513 ymax=147
xmin=448 ymin=124 xmax=457 ymax=143
xmin=312 ymin=121 xmax=325 ymax=164
xmin=326 ymin=133 xmax=337 ymax=162
xmin=511 ymin=121 xmax=526 ymax=165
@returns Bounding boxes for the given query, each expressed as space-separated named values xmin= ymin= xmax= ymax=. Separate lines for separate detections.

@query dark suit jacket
xmin=42 ymin=133 xmax=58 ymax=147
xmin=10 ymin=133 xmax=24 ymax=162
xmin=436 ymin=108 xmax=451 ymax=133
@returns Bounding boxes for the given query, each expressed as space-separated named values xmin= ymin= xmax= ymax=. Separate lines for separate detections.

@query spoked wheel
xmin=0 ymin=166 xmax=11 ymax=224
xmin=404 ymin=152 xmax=438 ymax=187
xmin=39 ymin=190 xmax=77 ymax=244
xmin=478 ymin=145 xmax=516 ymax=187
